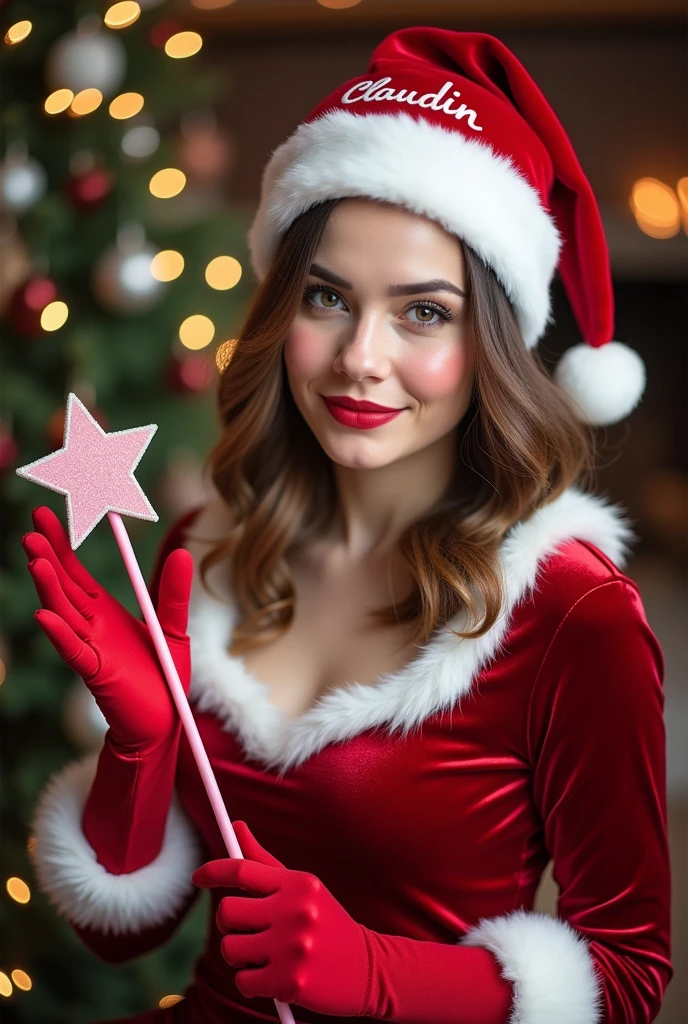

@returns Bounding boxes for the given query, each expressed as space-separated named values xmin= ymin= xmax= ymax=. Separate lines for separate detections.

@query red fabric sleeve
xmin=73 ymin=506 xmax=206 ymax=962
xmin=363 ymin=578 xmax=672 ymax=1024
xmin=526 ymin=579 xmax=673 ymax=1023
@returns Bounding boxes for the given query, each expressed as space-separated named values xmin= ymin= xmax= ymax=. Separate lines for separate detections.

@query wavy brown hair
xmin=199 ymin=198 xmax=597 ymax=656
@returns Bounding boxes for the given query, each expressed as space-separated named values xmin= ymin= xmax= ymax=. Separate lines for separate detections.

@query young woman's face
xmin=283 ymin=198 xmax=475 ymax=471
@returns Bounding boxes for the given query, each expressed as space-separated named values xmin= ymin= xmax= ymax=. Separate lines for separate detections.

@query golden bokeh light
xmin=4 ymin=21 xmax=32 ymax=45
xmin=630 ymin=178 xmax=680 ymax=239
xmin=164 ymin=31 xmax=203 ymax=59
xmin=7 ymin=877 xmax=30 ymax=903
xmin=11 ymin=970 xmax=31 ymax=992
xmin=179 ymin=314 xmax=215 ymax=350
xmin=41 ymin=301 xmax=69 ymax=332
xmin=205 ymin=255 xmax=242 ymax=290
xmin=149 ymin=168 xmax=186 ymax=198
xmin=215 ymin=338 xmax=238 ymax=372
xmin=0 ymin=972 xmax=12 ymax=997
xmin=70 ymin=89 xmax=104 ymax=117
xmin=104 ymin=2 xmax=141 ymax=29
xmin=45 ymin=89 xmax=74 ymax=114
xmin=109 ymin=92 xmax=144 ymax=120
xmin=159 ymin=994 xmax=185 ymax=1008
xmin=151 ymin=250 xmax=185 ymax=282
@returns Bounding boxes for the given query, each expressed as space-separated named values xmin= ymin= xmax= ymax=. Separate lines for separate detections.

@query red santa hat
xmin=247 ymin=26 xmax=647 ymax=427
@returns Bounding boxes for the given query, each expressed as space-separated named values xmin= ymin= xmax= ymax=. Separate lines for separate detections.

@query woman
xmin=24 ymin=27 xmax=671 ymax=1024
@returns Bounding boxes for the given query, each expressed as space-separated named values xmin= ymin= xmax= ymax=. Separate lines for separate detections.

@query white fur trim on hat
xmin=554 ymin=340 xmax=647 ymax=427
xmin=29 ymin=752 xmax=205 ymax=935
xmin=247 ymin=109 xmax=562 ymax=349
xmin=459 ymin=908 xmax=603 ymax=1023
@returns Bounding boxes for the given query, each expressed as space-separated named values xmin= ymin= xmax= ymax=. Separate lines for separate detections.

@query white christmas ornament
xmin=121 ymin=124 xmax=161 ymax=160
xmin=46 ymin=20 xmax=126 ymax=96
xmin=0 ymin=155 xmax=47 ymax=214
xmin=92 ymin=225 xmax=167 ymax=314
xmin=62 ymin=679 xmax=109 ymax=750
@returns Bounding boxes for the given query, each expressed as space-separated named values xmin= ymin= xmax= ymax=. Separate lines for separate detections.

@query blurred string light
xmin=0 ymin=972 xmax=11 ymax=997
xmin=151 ymin=250 xmax=184 ymax=281
xmin=205 ymin=256 xmax=242 ymax=290
xmin=317 ymin=0 xmax=365 ymax=8
xmin=69 ymin=88 xmax=103 ymax=117
xmin=165 ymin=32 xmax=203 ymax=59
xmin=630 ymin=177 xmax=681 ymax=239
xmin=6 ymin=877 xmax=30 ymax=903
xmin=4 ymin=21 xmax=32 ymax=45
xmin=104 ymin=2 xmax=141 ymax=29
xmin=159 ymin=994 xmax=185 ymax=1008
xmin=215 ymin=338 xmax=238 ymax=372
xmin=149 ymin=167 xmax=186 ymax=197
xmin=109 ymin=92 xmax=144 ymax=119
xmin=41 ymin=301 xmax=69 ymax=331
xmin=179 ymin=314 xmax=214 ymax=349
xmin=676 ymin=177 xmax=688 ymax=233
xmin=44 ymin=89 xmax=74 ymax=114
xmin=11 ymin=971 xmax=31 ymax=992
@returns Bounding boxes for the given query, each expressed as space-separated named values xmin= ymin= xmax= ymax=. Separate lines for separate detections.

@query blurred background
xmin=0 ymin=1 xmax=685 ymax=1021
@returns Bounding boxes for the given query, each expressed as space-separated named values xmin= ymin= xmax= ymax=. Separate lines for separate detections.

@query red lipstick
xmin=322 ymin=396 xmax=406 ymax=430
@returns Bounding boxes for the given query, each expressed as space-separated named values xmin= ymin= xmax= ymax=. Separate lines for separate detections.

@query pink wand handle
xmin=107 ymin=511 xmax=296 ymax=1024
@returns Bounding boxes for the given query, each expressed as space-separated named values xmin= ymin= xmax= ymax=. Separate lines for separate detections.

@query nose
xmin=333 ymin=309 xmax=393 ymax=379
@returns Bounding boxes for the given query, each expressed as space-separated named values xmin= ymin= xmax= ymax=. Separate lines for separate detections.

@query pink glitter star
xmin=16 ymin=393 xmax=158 ymax=549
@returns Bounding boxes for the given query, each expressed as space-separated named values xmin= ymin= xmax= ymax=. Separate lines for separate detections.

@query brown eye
xmin=320 ymin=291 xmax=339 ymax=307
xmin=415 ymin=306 xmax=435 ymax=322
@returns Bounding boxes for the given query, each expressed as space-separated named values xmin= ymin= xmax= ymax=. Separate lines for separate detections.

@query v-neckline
xmin=184 ymin=485 xmax=635 ymax=776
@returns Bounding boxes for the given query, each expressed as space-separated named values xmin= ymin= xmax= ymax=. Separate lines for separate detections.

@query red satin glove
xmin=193 ymin=823 xmax=516 ymax=1024
xmin=22 ymin=505 xmax=193 ymax=753
xmin=191 ymin=821 xmax=372 ymax=1015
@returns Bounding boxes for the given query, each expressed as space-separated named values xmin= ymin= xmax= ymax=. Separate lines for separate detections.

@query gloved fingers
xmin=216 ymin=894 xmax=274 ymax=934
xmin=22 ymin=530 xmax=94 ymax=620
xmin=34 ymin=608 xmax=99 ymax=678
xmin=28 ymin=557 xmax=91 ymax=639
xmin=31 ymin=506 xmax=100 ymax=598
xmin=156 ymin=548 xmax=194 ymax=640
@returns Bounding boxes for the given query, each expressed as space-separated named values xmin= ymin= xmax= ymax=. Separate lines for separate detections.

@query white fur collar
xmin=185 ymin=487 xmax=635 ymax=776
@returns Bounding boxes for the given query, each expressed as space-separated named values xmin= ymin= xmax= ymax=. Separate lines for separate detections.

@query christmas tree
xmin=0 ymin=3 xmax=249 ymax=1018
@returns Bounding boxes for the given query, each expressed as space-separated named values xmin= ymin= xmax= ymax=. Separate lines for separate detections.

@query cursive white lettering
xmin=339 ymin=75 xmax=483 ymax=131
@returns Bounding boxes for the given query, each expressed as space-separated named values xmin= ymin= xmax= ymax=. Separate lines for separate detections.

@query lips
xmin=323 ymin=395 xmax=404 ymax=412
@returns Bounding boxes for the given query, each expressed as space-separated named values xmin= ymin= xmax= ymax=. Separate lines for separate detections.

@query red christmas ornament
xmin=66 ymin=167 xmax=114 ymax=210
xmin=46 ymin=403 xmax=109 ymax=451
xmin=166 ymin=352 xmax=214 ymax=394
xmin=6 ymin=277 xmax=58 ymax=337
xmin=0 ymin=422 xmax=18 ymax=473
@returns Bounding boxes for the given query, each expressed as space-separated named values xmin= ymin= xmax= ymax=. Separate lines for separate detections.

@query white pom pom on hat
xmin=248 ymin=27 xmax=647 ymax=427
xmin=553 ymin=341 xmax=647 ymax=427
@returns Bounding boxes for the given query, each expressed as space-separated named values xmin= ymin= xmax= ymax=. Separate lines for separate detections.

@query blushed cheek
xmin=283 ymin=323 xmax=329 ymax=379
xmin=403 ymin=344 xmax=470 ymax=402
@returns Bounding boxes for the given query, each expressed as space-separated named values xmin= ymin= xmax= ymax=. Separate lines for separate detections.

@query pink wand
xmin=17 ymin=392 xmax=297 ymax=1024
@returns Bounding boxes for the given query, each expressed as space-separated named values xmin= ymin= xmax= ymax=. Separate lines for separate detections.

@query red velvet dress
xmin=30 ymin=487 xmax=673 ymax=1024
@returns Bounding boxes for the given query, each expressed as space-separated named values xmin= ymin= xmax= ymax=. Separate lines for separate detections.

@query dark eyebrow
xmin=309 ymin=262 xmax=466 ymax=299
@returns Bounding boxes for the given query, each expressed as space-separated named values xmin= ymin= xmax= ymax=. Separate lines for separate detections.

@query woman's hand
xmin=192 ymin=821 xmax=372 ymax=1014
xmin=22 ymin=505 xmax=194 ymax=753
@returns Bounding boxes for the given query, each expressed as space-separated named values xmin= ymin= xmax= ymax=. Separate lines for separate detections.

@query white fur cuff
xmin=29 ymin=752 xmax=205 ymax=935
xmin=459 ymin=908 xmax=604 ymax=1024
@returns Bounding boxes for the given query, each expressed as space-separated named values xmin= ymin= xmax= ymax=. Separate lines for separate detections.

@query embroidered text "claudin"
xmin=340 ymin=77 xmax=484 ymax=132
